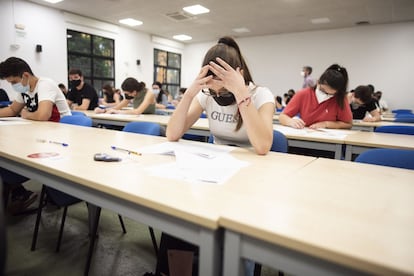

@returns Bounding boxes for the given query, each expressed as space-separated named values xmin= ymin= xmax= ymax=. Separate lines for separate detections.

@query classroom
xmin=1 ymin=0 xmax=414 ymax=276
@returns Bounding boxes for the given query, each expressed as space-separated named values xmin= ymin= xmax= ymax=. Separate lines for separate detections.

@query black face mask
xmin=124 ymin=94 xmax=134 ymax=100
xmin=212 ymin=93 xmax=236 ymax=106
xmin=69 ymin=79 xmax=81 ymax=89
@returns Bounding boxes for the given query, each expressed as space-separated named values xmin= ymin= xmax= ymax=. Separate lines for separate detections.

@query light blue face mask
xmin=12 ymin=81 xmax=30 ymax=94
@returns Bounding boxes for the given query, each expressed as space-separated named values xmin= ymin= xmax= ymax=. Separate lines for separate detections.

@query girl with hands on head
xmin=279 ymin=64 xmax=353 ymax=130
xmin=166 ymin=36 xmax=275 ymax=155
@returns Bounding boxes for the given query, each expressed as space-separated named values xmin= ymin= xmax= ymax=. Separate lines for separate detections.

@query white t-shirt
xmin=197 ymin=82 xmax=274 ymax=147
xmin=15 ymin=77 xmax=71 ymax=117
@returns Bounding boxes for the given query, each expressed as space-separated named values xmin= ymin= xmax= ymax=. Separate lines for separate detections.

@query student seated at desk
xmin=67 ymin=68 xmax=99 ymax=110
xmin=348 ymin=85 xmax=381 ymax=122
xmin=95 ymin=77 xmax=155 ymax=115
xmin=99 ymin=83 xmax=122 ymax=107
xmin=165 ymin=36 xmax=274 ymax=276
xmin=0 ymin=56 xmax=71 ymax=214
xmin=279 ymin=64 xmax=352 ymax=129
xmin=153 ymin=81 xmax=169 ymax=110
xmin=167 ymin=36 xmax=275 ymax=155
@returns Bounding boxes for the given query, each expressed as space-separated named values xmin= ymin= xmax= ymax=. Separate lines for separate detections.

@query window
xmin=67 ymin=30 xmax=115 ymax=95
xmin=154 ymin=49 xmax=181 ymax=99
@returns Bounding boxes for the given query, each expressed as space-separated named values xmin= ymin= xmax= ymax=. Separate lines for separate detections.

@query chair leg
xmin=148 ymin=227 xmax=158 ymax=256
xmin=31 ymin=185 xmax=47 ymax=251
xmin=84 ymin=206 xmax=101 ymax=276
xmin=254 ymin=263 xmax=262 ymax=276
xmin=56 ymin=206 xmax=69 ymax=252
xmin=118 ymin=215 xmax=127 ymax=234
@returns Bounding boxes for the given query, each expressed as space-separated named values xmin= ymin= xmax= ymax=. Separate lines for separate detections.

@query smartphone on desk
xmin=93 ymin=153 xmax=121 ymax=162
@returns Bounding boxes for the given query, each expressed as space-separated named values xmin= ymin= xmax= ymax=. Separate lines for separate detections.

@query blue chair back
xmin=208 ymin=130 xmax=288 ymax=153
xmin=392 ymin=109 xmax=412 ymax=114
xmin=60 ymin=115 xmax=93 ymax=127
xmin=271 ymin=130 xmax=288 ymax=153
xmin=70 ymin=111 xmax=86 ymax=116
xmin=122 ymin=121 xmax=161 ymax=136
xmin=374 ymin=125 xmax=414 ymax=135
xmin=394 ymin=114 xmax=414 ymax=123
xmin=355 ymin=148 xmax=414 ymax=170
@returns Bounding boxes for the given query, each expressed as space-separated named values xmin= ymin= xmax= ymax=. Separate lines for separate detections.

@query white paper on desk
xmin=139 ymin=141 xmax=233 ymax=158
xmin=144 ymin=143 xmax=248 ymax=184
xmin=0 ymin=117 xmax=31 ymax=125
xmin=274 ymin=125 xmax=348 ymax=139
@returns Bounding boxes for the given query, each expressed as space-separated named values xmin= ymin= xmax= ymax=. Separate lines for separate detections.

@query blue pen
xmin=111 ymin=145 xmax=141 ymax=156
xmin=37 ymin=139 xmax=69 ymax=147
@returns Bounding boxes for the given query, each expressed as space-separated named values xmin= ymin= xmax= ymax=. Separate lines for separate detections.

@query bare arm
xmin=363 ymin=109 xmax=381 ymax=122
xmin=0 ymin=101 xmax=24 ymax=117
xmin=21 ymin=100 xmax=54 ymax=121
xmin=167 ymin=66 xmax=212 ymax=141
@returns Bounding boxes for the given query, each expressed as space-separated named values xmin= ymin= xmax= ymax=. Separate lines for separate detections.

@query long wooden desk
xmin=220 ymin=158 xmax=414 ymax=276
xmin=344 ymin=131 xmax=414 ymax=161
xmin=273 ymin=125 xmax=358 ymax=159
xmin=0 ymin=121 xmax=220 ymax=275
xmin=273 ymin=114 xmax=413 ymax=132
xmin=84 ymin=111 xmax=210 ymax=137
xmin=0 ymin=120 xmax=316 ymax=275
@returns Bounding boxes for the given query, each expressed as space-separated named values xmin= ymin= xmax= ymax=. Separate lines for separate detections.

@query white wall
xmin=0 ymin=0 xmax=182 ymax=97
xmin=0 ymin=0 xmax=412 ymax=110
xmin=182 ymin=22 xmax=414 ymax=110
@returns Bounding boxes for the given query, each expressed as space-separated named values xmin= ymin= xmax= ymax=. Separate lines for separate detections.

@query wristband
xmin=237 ymin=96 xmax=251 ymax=107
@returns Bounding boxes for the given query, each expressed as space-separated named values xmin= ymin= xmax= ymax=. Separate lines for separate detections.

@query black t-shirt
xmin=350 ymin=99 xmax=377 ymax=120
xmin=67 ymin=83 xmax=99 ymax=110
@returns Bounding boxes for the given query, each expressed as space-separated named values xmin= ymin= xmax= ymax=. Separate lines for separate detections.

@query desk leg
xmin=223 ymin=230 xmax=244 ymax=276
xmin=334 ymin=144 xmax=343 ymax=160
xmin=344 ymin=145 xmax=353 ymax=161
xmin=199 ymin=228 xmax=222 ymax=276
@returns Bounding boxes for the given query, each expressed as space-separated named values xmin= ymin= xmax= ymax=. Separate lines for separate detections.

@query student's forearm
xmin=239 ymin=103 xmax=273 ymax=155
xmin=328 ymin=121 xmax=352 ymax=129
xmin=0 ymin=106 xmax=18 ymax=117
xmin=166 ymin=96 xmax=193 ymax=141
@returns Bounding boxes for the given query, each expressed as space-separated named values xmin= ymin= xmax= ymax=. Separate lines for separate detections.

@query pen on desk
xmin=36 ymin=139 xmax=69 ymax=147
xmin=111 ymin=145 xmax=142 ymax=156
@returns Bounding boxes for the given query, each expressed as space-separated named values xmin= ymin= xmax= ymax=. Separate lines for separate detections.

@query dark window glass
xmin=154 ymin=49 xmax=181 ymax=99
xmin=67 ymin=29 xmax=115 ymax=93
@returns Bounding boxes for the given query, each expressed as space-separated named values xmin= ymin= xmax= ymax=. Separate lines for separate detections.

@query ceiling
xmin=27 ymin=0 xmax=414 ymax=44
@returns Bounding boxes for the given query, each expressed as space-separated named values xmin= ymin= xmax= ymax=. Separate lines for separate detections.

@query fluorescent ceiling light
xmin=183 ymin=4 xmax=210 ymax=15
xmin=173 ymin=34 xmax=192 ymax=41
xmin=43 ymin=0 xmax=63 ymax=3
xmin=232 ymin=27 xmax=250 ymax=33
xmin=119 ymin=18 xmax=143 ymax=27
xmin=311 ymin=17 xmax=330 ymax=24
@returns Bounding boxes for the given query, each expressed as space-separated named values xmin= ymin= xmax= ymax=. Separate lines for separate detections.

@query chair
xmin=0 ymin=178 xmax=6 ymax=276
xmin=31 ymin=115 xmax=126 ymax=276
xmin=122 ymin=121 xmax=161 ymax=256
xmin=122 ymin=121 xmax=161 ymax=136
xmin=70 ymin=111 xmax=87 ymax=116
xmin=374 ymin=125 xmax=414 ymax=135
xmin=355 ymin=148 xmax=414 ymax=170
xmin=271 ymin=130 xmax=288 ymax=153
xmin=392 ymin=109 xmax=412 ymax=114
xmin=394 ymin=114 xmax=414 ymax=123
xmin=60 ymin=115 xmax=92 ymax=127
xmin=208 ymin=130 xmax=288 ymax=153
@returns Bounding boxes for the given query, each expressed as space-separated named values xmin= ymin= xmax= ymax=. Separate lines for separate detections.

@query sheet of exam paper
xmin=274 ymin=125 xmax=351 ymax=139
xmin=141 ymin=142 xmax=249 ymax=184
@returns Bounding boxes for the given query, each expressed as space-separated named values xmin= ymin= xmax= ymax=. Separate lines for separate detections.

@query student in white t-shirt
xmin=167 ymin=36 xmax=275 ymax=155
xmin=0 ymin=56 xmax=71 ymax=215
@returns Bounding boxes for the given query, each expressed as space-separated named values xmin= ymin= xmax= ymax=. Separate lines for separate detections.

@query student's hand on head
xmin=186 ymin=65 xmax=213 ymax=98
xmin=289 ymin=118 xmax=306 ymax=129
xmin=209 ymin=57 xmax=246 ymax=97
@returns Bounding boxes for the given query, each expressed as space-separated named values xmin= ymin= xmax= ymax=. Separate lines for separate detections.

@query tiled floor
xmin=5 ymin=180 xmax=280 ymax=276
